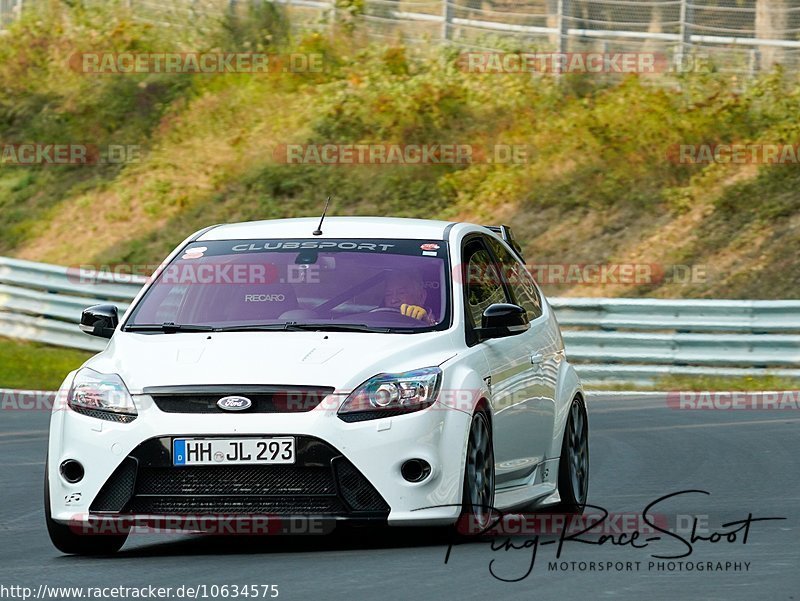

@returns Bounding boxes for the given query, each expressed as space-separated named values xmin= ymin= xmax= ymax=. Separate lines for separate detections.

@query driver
xmin=383 ymin=270 xmax=436 ymax=325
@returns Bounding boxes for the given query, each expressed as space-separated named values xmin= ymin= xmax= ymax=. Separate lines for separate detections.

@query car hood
xmin=84 ymin=330 xmax=459 ymax=393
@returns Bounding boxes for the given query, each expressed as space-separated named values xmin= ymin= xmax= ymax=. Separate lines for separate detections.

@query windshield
xmin=125 ymin=239 xmax=450 ymax=333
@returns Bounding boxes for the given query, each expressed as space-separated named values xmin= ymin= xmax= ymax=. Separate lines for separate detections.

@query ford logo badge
xmin=217 ymin=396 xmax=252 ymax=411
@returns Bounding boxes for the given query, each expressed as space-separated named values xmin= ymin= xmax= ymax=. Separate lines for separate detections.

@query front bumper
xmin=48 ymin=391 xmax=471 ymax=528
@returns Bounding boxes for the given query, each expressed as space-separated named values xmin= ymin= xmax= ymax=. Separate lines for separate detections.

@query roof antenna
xmin=312 ymin=196 xmax=331 ymax=236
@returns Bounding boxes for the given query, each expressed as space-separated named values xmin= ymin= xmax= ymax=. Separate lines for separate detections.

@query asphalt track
xmin=0 ymin=394 xmax=797 ymax=601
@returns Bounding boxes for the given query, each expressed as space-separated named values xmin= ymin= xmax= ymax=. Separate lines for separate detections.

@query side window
xmin=463 ymin=240 xmax=511 ymax=340
xmin=487 ymin=237 xmax=543 ymax=321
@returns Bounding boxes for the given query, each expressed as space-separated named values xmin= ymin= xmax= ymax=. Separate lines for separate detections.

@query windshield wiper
xmin=284 ymin=323 xmax=393 ymax=333
xmin=125 ymin=322 xmax=215 ymax=333
xmin=213 ymin=322 xmax=392 ymax=333
xmin=209 ymin=323 xmax=296 ymax=332
xmin=127 ymin=322 xmax=396 ymax=334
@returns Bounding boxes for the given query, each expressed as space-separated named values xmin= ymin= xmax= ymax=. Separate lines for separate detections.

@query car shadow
xmin=110 ymin=525 xmax=463 ymax=558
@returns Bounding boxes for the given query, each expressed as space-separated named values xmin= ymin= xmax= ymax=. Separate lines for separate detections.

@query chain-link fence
xmin=3 ymin=0 xmax=799 ymax=75
xmin=352 ymin=0 xmax=800 ymax=74
xmin=0 ymin=0 xmax=22 ymax=30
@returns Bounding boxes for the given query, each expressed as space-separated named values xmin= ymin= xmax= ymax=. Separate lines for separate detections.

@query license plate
xmin=173 ymin=438 xmax=295 ymax=466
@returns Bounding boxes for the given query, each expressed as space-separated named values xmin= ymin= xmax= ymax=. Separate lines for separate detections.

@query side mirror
xmin=476 ymin=303 xmax=529 ymax=341
xmin=80 ymin=304 xmax=119 ymax=339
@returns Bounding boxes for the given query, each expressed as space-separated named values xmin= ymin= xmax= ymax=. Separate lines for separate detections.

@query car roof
xmin=197 ymin=216 xmax=463 ymax=241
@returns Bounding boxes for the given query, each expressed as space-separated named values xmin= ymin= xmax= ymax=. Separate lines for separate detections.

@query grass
xmin=0 ymin=337 xmax=92 ymax=390
xmin=588 ymin=374 xmax=800 ymax=392
xmin=654 ymin=373 xmax=800 ymax=392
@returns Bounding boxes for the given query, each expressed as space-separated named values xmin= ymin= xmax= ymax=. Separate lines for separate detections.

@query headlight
xmin=67 ymin=368 xmax=137 ymax=422
xmin=338 ymin=367 xmax=442 ymax=422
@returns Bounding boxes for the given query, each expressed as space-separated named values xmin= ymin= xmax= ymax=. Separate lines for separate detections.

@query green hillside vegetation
xmin=1 ymin=1 xmax=799 ymax=298
xmin=0 ymin=336 xmax=91 ymax=390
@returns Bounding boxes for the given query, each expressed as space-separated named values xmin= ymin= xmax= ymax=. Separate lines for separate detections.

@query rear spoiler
xmin=484 ymin=224 xmax=525 ymax=262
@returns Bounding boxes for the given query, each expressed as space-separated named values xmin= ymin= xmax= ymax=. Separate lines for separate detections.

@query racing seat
xmin=217 ymin=283 xmax=299 ymax=323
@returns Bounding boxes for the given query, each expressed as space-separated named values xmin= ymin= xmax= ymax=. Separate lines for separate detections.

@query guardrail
xmin=1 ymin=256 xmax=798 ymax=384
xmin=0 ymin=257 xmax=144 ymax=352
xmin=549 ymin=297 xmax=800 ymax=333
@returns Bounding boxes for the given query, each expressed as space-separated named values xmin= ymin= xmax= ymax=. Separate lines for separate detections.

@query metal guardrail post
xmin=442 ymin=0 xmax=453 ymax=41
xmin=557 ymin=0 xmax=568 ymax=55
xmin=749 ymin=48 xmax=761 ymax=77
xmin=678 ymin=0 xmax=691 ymax=65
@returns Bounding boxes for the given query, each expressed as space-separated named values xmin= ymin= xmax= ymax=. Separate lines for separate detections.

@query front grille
xmin=91 ymin=458 xmax=137 ymax=512
xmin=90 ymin=436 xmax=389 ymax=518
xmin=126 ymin=497 xmax=347 ymax=515
xmin=144 ymin=385 xmax=335 ymax=414
xmin=334 ymin=459 xmax=390 ymax=512
xmin=136 ymin=465 xmax=336 ymax=496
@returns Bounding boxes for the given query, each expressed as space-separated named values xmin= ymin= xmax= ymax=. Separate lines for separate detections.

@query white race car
xmin=45 ymin=217 xmax=588 ymax=554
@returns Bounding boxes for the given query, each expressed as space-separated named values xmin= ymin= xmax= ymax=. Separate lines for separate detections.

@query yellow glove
xmin=400 ymin=304 xmax=429 ymax=321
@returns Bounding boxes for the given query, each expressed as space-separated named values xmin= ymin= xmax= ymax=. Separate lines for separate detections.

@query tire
xmin=44 ymin=458 xmax=128 ymax=555
xmin=555 ymin=397 xmax=589 ymax=514
xmin=456 ymin=410 xmax=495 ymax=535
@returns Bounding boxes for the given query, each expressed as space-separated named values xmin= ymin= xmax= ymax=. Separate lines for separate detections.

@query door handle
xmin=530 ymin=353 xmax=544 ymax=365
